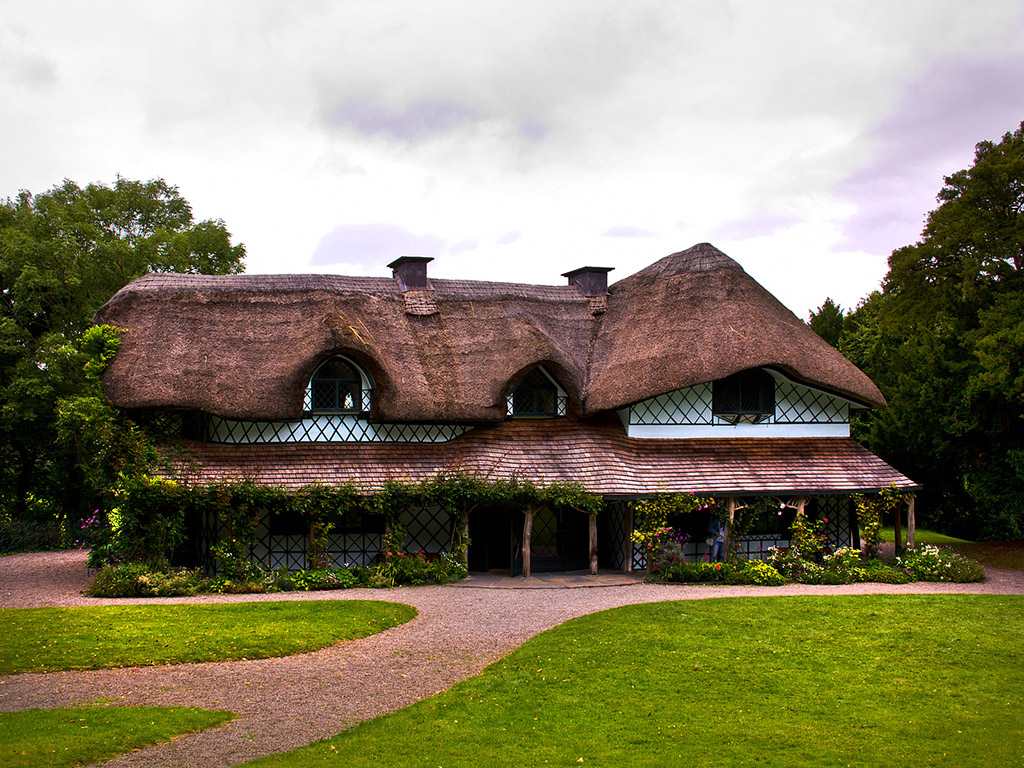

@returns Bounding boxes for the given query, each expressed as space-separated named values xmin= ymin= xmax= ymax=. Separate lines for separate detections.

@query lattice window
xmin=202 ymin=414 xmax=470 ymax=444
xmin=815 ymin=497 xmax=854 ymax=550
xmin=310 ymin=358 xmax=361 ymax=413
xmin=713 ymin=369 xmax=775 ymax=424
xmin=326 ymin=514 xmax=384 ymax=567
xmin=400 ymin=505 xmax=453 ymax=556
xmin=629 ymin=383 xmax=713 ymax=425
xmin=774 ymin=380 xmax=849 ymax=423
xmin=507 ymin=367 xmax=568 ymax=418
xmin=601 ymin=502 xmax=631 ymax=570
xmin=532 ymin=507 xmax=559 ymax=558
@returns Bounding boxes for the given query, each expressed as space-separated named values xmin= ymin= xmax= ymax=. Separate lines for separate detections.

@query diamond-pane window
xmin=713 ymin=369 xmax=775 ymax=424
xmin=510 ymin=368 xmax=564 ymax=418
xmin=310 ymin=358 xmax=361 ymax=414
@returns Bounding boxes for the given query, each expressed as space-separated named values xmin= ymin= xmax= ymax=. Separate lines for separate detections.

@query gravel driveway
xmin=2 ymin=550 xmax=1022 ymax=768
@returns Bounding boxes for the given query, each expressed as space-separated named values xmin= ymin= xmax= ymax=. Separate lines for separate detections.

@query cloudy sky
xmin=3 ymin=1 xmax=1023 ymax=317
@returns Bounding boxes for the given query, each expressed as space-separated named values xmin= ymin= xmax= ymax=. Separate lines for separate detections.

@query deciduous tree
xmin=822 ymin=122 xmax=1024 ymax=538
xmin=0 ymin=177 xmax=244 ymax=533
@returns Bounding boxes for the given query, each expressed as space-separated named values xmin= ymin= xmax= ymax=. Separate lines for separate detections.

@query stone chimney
xmin=562 ymin=266 xmax=613 ymax=297
xmin=562 ymin=266 xmax=613 ymax=315
xmin=388 ymin=256 xmax=437 ymax=316
xmin=388 ymin=256 xmax=433 ymax=292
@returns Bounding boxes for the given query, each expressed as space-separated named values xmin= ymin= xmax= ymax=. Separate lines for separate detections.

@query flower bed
xmin=85 ymin=552 xmax=468 ymax=598
xmin=646 ymin=529 xmax=984 ymax=586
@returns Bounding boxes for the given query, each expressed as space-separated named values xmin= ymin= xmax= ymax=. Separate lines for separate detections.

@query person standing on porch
xmin=708 ymin=517 xmax=725 ymax=562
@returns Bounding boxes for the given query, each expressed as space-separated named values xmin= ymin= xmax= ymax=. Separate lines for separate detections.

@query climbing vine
xmin=853 ymin=485 xmax=906 ymax=558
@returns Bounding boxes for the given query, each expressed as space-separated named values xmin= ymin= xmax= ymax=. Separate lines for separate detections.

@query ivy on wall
xmin=93 ymin=472 xmax=605 ymax=571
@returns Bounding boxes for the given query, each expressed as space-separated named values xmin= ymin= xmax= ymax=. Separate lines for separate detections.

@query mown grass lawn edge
xmin=0 ymin=599 xmax=417 ymax=674
xmin=0 ymin=705 xmax=235 ymax=768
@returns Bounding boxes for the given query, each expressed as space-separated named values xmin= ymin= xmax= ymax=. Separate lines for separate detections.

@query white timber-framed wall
xmin=619 ymin=368 xmax=861 ymax=438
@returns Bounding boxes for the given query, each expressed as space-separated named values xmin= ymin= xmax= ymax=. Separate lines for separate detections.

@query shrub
xmin=765 ymin=546 xmax=815 ymax=581
xmin=206 ymin=576 xmax=266 ymax=595
xmin=647 ymin=528 xmax=691 ymax=575
xmin=376 ymin=552 xmax=468 ymax=586
xmin=797 ymin=566 xmax=848 ymax=585
xmin=86 ymin=564 xmax=205 ymax=597
xmin=651 ymin=560 xmax=731 ymax=583
xmin=860 ymin=560 xmax=915 ymax=584
xmin=896 ymin=545 xmax=985 ymax=583
xmin=725 ymin=560 xmax=785 ymax=586
xmin=86 ymin=563 xmax=153 ymax=597
xmin=291 ymin=568 xmax=359 ymax=591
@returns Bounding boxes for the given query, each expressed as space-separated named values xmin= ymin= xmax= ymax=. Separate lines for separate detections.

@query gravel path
xmin=2 ymin=550 xmax=1023 ymax=768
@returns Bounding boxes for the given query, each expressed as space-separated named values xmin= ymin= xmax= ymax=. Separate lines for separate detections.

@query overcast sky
xmin=3 ymin=1 xmax=1023 ymax=317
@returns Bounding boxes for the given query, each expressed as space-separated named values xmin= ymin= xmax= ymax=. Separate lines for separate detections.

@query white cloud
xmin=2 ymin=0 xmax=1023 ymax=314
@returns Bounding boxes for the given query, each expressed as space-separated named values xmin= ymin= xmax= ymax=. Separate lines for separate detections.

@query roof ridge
xmin=615 ymin=242 xmax=742 ymax=285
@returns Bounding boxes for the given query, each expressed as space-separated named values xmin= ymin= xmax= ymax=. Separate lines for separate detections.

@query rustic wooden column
xmin=589 ymin=513 xmax=598 ymax=575
xmin=460 ymin=512 xmax=470 ymax=568
xmin=624 ymin=506 xmax=634 ymax=573
xmin=894 ymin=497 xmax=903 ymax=555
xmin=906 ymin=495 xmax=916 ymax=550
xmin=724 ymin=498 xmax=736 ymax=560
xmin=522 ymin=508 xmax=534 ymax=578
xmin=848 ymin=496 xmax=861 ymax=549
xmin=794 ymin=497 xmax=806 ymax=552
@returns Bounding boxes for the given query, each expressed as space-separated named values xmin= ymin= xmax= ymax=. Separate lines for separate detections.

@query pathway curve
xmin=2 ymin=551 xmax=1023 ymax=768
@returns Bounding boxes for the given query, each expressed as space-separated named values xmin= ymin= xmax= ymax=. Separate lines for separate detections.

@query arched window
xmin=712 ymin=369 xmax=775 ymax=424
xmin=309 ymin=357 xmax=364 ymax=414
xmin=508 ymin=367 xmax=567 ymax=418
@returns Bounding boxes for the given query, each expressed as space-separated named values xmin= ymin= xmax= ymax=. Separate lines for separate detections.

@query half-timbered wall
xmin=202 ymin=414 xmax=471 ymax=444
xmin=622 ymin=371 xmax=854 ymax=438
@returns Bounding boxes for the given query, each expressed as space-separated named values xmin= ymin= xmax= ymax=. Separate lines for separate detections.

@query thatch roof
xmin=585 ymin=244 xmax=884 ymax=411
xmin=95 ymin=243 xmax=883 ymax=421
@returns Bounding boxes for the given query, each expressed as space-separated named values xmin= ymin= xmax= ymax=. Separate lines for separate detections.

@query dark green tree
xmin=1 ymin=177 xmax=245 ymax=536
xmin=808 ymin=297 xmax=847 ymax=346
xmin=841 ymin=121 xmax=1024 ymax=538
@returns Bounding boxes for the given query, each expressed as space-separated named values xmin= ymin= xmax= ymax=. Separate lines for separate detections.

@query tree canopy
xmin=812 ymin=121 xmax=1024 ymax=538
xmin=1 ymin=177 xmax=245 ymax=533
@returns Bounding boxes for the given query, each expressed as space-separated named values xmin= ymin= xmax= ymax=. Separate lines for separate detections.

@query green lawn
xmin=955 ymin=540 xmax=1024 ymax=571
xmin=0 ymin=600 xmax=416 ymax=674
xmin=881 ymin=525 xmax=972 ymax=545
xmin=246 ymin=595 xmax=1024 ymax=768
xmin=0 ymin=705 xmax=234 ymax=768
xmin=881 ymin=527 xmax=1024 ymax=571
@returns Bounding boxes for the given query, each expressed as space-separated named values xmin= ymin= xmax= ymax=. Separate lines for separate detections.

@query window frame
xmin=508 ymin=367 xmax=567 ymax=419
xmin=306 ymin=356 xmax=371 ymax=415
xmin=712 ymin=369 xmax=775 ymax=425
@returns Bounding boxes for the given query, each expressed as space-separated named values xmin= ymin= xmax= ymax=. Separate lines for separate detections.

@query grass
xmin=246 ymin=595 xmax=1024 ymax=768
xmin=0 ymin=600 xmax=416 ymax=674
xmin=881 ymin=525 xmax=972 ymax=546
xmin=955 ymin=540 xmax=1024 ymax=571
xmin=0 ymin=705 xmax=234 ymax=768
xmin=881 ymin=526 xmax=1024 ymax=571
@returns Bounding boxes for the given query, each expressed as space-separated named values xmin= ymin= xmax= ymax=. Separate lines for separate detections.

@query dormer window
xmin=307 ymin=356 xmax=371 ymax=414
xmin=713 ymin=369 xmax=775 ymax=424
xmin=508 ymin=367 xmax=568 ymax=418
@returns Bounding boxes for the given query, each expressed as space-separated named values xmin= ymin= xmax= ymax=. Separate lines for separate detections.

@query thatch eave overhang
xmin=581 ymin=244 xmax=886 ymax=413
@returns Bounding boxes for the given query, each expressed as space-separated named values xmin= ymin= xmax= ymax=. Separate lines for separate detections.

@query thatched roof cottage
xmin=95 ymin=243 xmax=916 ymax=575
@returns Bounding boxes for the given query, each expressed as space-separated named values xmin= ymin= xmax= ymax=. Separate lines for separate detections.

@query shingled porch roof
xmin=166 ymin=418 xmax=918 ymax=496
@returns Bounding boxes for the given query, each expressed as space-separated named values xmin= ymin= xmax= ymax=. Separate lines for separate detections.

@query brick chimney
xmin=388 ymin=256 xmax=433 ymax=292
xmin=562 ymin=266 xmax=613 ymax=296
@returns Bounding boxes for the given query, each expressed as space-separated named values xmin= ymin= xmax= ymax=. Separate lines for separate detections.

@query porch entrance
xmin=468 ymin=506 xmax=591 ymax=575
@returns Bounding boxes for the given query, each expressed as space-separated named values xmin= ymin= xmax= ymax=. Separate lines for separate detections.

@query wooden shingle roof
xmin=168 ymin=418 xmax=918 ymax=495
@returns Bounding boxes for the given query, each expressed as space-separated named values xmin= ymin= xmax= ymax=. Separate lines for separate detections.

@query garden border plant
xmin=636 ymin=489 xmax=984 ymax=586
